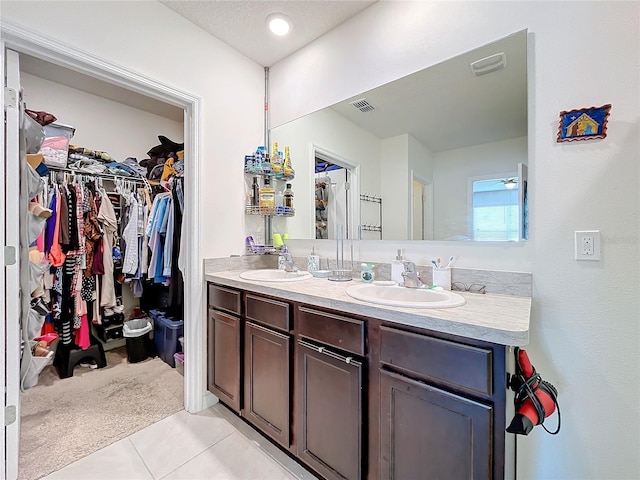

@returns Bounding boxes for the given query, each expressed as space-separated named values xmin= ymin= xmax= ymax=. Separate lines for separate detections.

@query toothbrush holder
xmin=432 ymin=268 xmax=451 ymax=290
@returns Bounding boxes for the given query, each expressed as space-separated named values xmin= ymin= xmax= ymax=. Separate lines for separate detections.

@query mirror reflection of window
xmin=472 ymin=177 xmax=519 ymax=241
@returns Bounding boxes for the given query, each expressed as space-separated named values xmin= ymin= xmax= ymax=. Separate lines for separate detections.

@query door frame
xmin=2 ymin=47 xmax=24 ymax=480
xmin=410 ymin=170 xmax=433 ymax=241
xmin=311 ymin=144 xmax=360 ymax=240
xmin=1 ymin=20 xmax=206 ymax=478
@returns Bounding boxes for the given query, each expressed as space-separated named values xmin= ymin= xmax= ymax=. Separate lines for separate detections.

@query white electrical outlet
xmin=575 ymin=230 xmax=601 ymax=261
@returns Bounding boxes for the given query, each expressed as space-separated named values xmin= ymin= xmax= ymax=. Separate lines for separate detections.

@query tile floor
xmin=43 ymin=403 xmax=318 ymax=480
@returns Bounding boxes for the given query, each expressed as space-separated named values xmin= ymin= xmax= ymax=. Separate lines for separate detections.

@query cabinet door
xmin=297 ymin=340 xmax=363 ymax=480
xmin=244 ymin=321 xmax=290 ymax=448
xmin=380 ymin=369 xmax=493 ymax=480
xmin=207 ymin=308 xmax=241 ymax=413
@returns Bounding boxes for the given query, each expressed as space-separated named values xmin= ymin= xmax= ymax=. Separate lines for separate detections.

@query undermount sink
xmin=346 ymin=283 xmax=466 ymax=309
xmin=239 ymin=269 xmax=313 ymax=282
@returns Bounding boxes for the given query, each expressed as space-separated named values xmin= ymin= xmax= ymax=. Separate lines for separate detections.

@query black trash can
xmin=123 ymin=318 xmax=153 ymax=363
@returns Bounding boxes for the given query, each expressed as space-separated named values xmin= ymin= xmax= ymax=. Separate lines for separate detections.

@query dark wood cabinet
xmin=207 ymin=308 xmax=242 ymax=412
xmin=379 ymin=368 xmax=493 ymax=480
xmin=296 ymin=339 xmax=363 ymax=480
xmin=377 ymin=324 xmax=506 ymax=480
xmin=206 ymin=282 xmax=510 ymax=480
xmin=244 ymin=321 xmax=290 ymax=448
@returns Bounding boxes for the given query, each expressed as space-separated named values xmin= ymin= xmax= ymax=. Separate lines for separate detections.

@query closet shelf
xmin=48 ymin=165 xmax=147 ymax=184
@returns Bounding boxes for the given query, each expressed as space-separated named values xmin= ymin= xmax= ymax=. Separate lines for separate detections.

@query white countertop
xmin=205 ymin=269 xmax=530 ymax=346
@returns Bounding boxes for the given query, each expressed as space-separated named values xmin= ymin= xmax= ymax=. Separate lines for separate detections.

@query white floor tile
xmin=162 ymin=432 xmax=296 ymax=480
xmin=209 ymin=404 xmax=318 ymax=480
xmin=128 ymin=408 xmax=235 ymax=479
xmin=42 ymin=438 xmax=153 ymax=480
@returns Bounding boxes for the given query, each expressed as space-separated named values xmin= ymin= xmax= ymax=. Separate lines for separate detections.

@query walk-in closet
xmin=15 ymin=52 xmax=187 ymax=479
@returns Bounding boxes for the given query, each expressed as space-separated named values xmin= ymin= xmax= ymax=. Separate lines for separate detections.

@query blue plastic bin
xmin=150 ymin=310 xmax=184 ymax=368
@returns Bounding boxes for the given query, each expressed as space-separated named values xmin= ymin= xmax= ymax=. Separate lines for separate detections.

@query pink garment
xmin=74 ymin=269 xmax=87 ymax=316
xmin=75 ymin=294 xmax=87 ymax=316
xmin=36 ymin=229 xmax=45 ymax=252
xmin=74 ymin=314 xmax=90 ymax=350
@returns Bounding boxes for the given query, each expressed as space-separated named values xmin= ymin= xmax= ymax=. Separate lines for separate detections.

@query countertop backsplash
xmin=204 ymin=256 xmax=531 ymax=297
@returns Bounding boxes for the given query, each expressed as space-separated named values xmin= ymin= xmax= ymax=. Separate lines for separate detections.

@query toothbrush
xmin=444 ymin=256 xmax=455 ymax=269
xmin=431 ymin=259 xmax=438 ymax=269
xmin=436 ymin=257 xmax=442 ymax=268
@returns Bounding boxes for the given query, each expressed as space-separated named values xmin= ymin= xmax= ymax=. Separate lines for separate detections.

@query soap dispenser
xmin=391 ymin=249 xmax=405 ymax=284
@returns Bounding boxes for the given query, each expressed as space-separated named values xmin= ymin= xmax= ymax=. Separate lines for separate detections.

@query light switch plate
xmin=575 ymin=230 xmax=601 ymax=261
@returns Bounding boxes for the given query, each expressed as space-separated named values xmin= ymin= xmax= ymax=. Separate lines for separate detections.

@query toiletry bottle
xmin=276 ymin=151 xmax=284 ymax=178
xmin=275 ymin=189 xmax=284 ymax=215
xmin=278 ymin=245 xmax=288 ymax=270
xmin=360 ymin=263 xmax=375 ymax=283
xmin=250 ymin=177 xmax=260 ymax=212
xmin=307 ymin=247 xmax=320 ymax=272
xmin=255 ymin=146 xmax=266 ymax=174
xmin=283 ymin=183 xmax=294 ymax=213
xmin=283 ymin=146 xmax=295 ymax=179
xmin=391 ymin=249 xmax=405 ymax=284
xmin=244 ymin=155 xmax=255 ymax=174
xmin=270 ymin=142 xmax=282 ymax=176
xmin=259 ymin=145 xmax=271 ymax=175
xmin=259 ymin=177 xmax=275 ymax=214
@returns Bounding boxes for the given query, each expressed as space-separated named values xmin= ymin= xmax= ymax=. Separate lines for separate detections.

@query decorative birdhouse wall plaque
xmin=557 ymin=104 xmax=611 ymax=142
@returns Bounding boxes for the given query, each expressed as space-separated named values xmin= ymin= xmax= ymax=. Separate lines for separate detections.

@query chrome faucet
xmin=401 ymin=261 xmax=422 ymax=288
xmin=282 ymin=253 xmax=298 ymax=273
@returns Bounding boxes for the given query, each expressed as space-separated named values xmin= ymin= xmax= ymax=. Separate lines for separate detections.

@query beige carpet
xmin=19 ymin=346 xmax=184 ymax=480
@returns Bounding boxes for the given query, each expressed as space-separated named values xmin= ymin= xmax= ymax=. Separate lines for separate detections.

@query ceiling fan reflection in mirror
xmin=503 ymin=178 xmax=518 ymax=189
xmin=475 ymin=177 xmax=519 ymax=192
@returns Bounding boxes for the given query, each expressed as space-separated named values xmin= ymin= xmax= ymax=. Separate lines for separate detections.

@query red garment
xmin=41 ymin=321 xmax=55 ymax=335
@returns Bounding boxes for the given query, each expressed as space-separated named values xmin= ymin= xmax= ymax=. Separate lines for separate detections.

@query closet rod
xmin=47 ymin=165 xmax=147 ymax=184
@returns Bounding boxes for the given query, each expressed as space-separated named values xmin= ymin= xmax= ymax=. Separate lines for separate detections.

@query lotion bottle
xmin=391 ymin=249 xmax=405 ymax=284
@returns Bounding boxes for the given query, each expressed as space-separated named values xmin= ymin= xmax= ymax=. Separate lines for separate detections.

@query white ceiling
xmin=160 ymin=0 xmax=377 ymax=67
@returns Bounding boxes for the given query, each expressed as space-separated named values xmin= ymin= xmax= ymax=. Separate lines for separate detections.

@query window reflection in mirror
xmin=471 ymin=176 xmax=519 ymax=241
xmin=270 ymin=29 xmax=528 ymax=242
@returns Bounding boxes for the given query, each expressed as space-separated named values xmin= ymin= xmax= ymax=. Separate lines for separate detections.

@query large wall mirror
xmin=271 ymin=29 xmax=528 ymax=242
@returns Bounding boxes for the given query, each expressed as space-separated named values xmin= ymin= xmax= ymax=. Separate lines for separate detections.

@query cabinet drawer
xmin=246 ymin=294 xmax=290 ymax=332
xmin=297 ymin=306 xmax=365 ymax=357
xmin=208 ymin=284 xmax=241 ymax=315
xmin=380 ymin=326 xmax=493 ymax=397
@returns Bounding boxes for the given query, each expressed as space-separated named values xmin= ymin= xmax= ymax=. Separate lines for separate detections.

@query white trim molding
xmin=0 ymin=19 xmax=206 ymax=422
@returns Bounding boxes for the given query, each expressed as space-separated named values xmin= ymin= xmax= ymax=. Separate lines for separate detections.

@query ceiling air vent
xmin=470 ymin=52 xmax=507 ymax=76
xmin=350 ymin=98 xmax=376 ymax=113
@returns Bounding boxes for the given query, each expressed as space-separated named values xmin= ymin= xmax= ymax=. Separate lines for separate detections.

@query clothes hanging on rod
xmin=21 ymin=129 xmax=186 ymax=385
xmin=26 ymin=172 xmax=155 ymax=354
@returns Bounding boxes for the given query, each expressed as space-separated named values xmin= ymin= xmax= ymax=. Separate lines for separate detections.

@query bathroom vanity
xmin=204 ymin=268 xmax=530 ymax=480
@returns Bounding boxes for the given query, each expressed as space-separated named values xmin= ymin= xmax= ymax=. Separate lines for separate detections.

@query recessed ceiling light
xmin=266 ymin=13 xmax=291 ymax=36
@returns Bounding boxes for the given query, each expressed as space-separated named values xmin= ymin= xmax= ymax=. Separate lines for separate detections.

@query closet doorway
xmin=312 ymin=145 xmax=359 ymax=240
xmin=1 ymin=24 xmax=204 ymax=480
